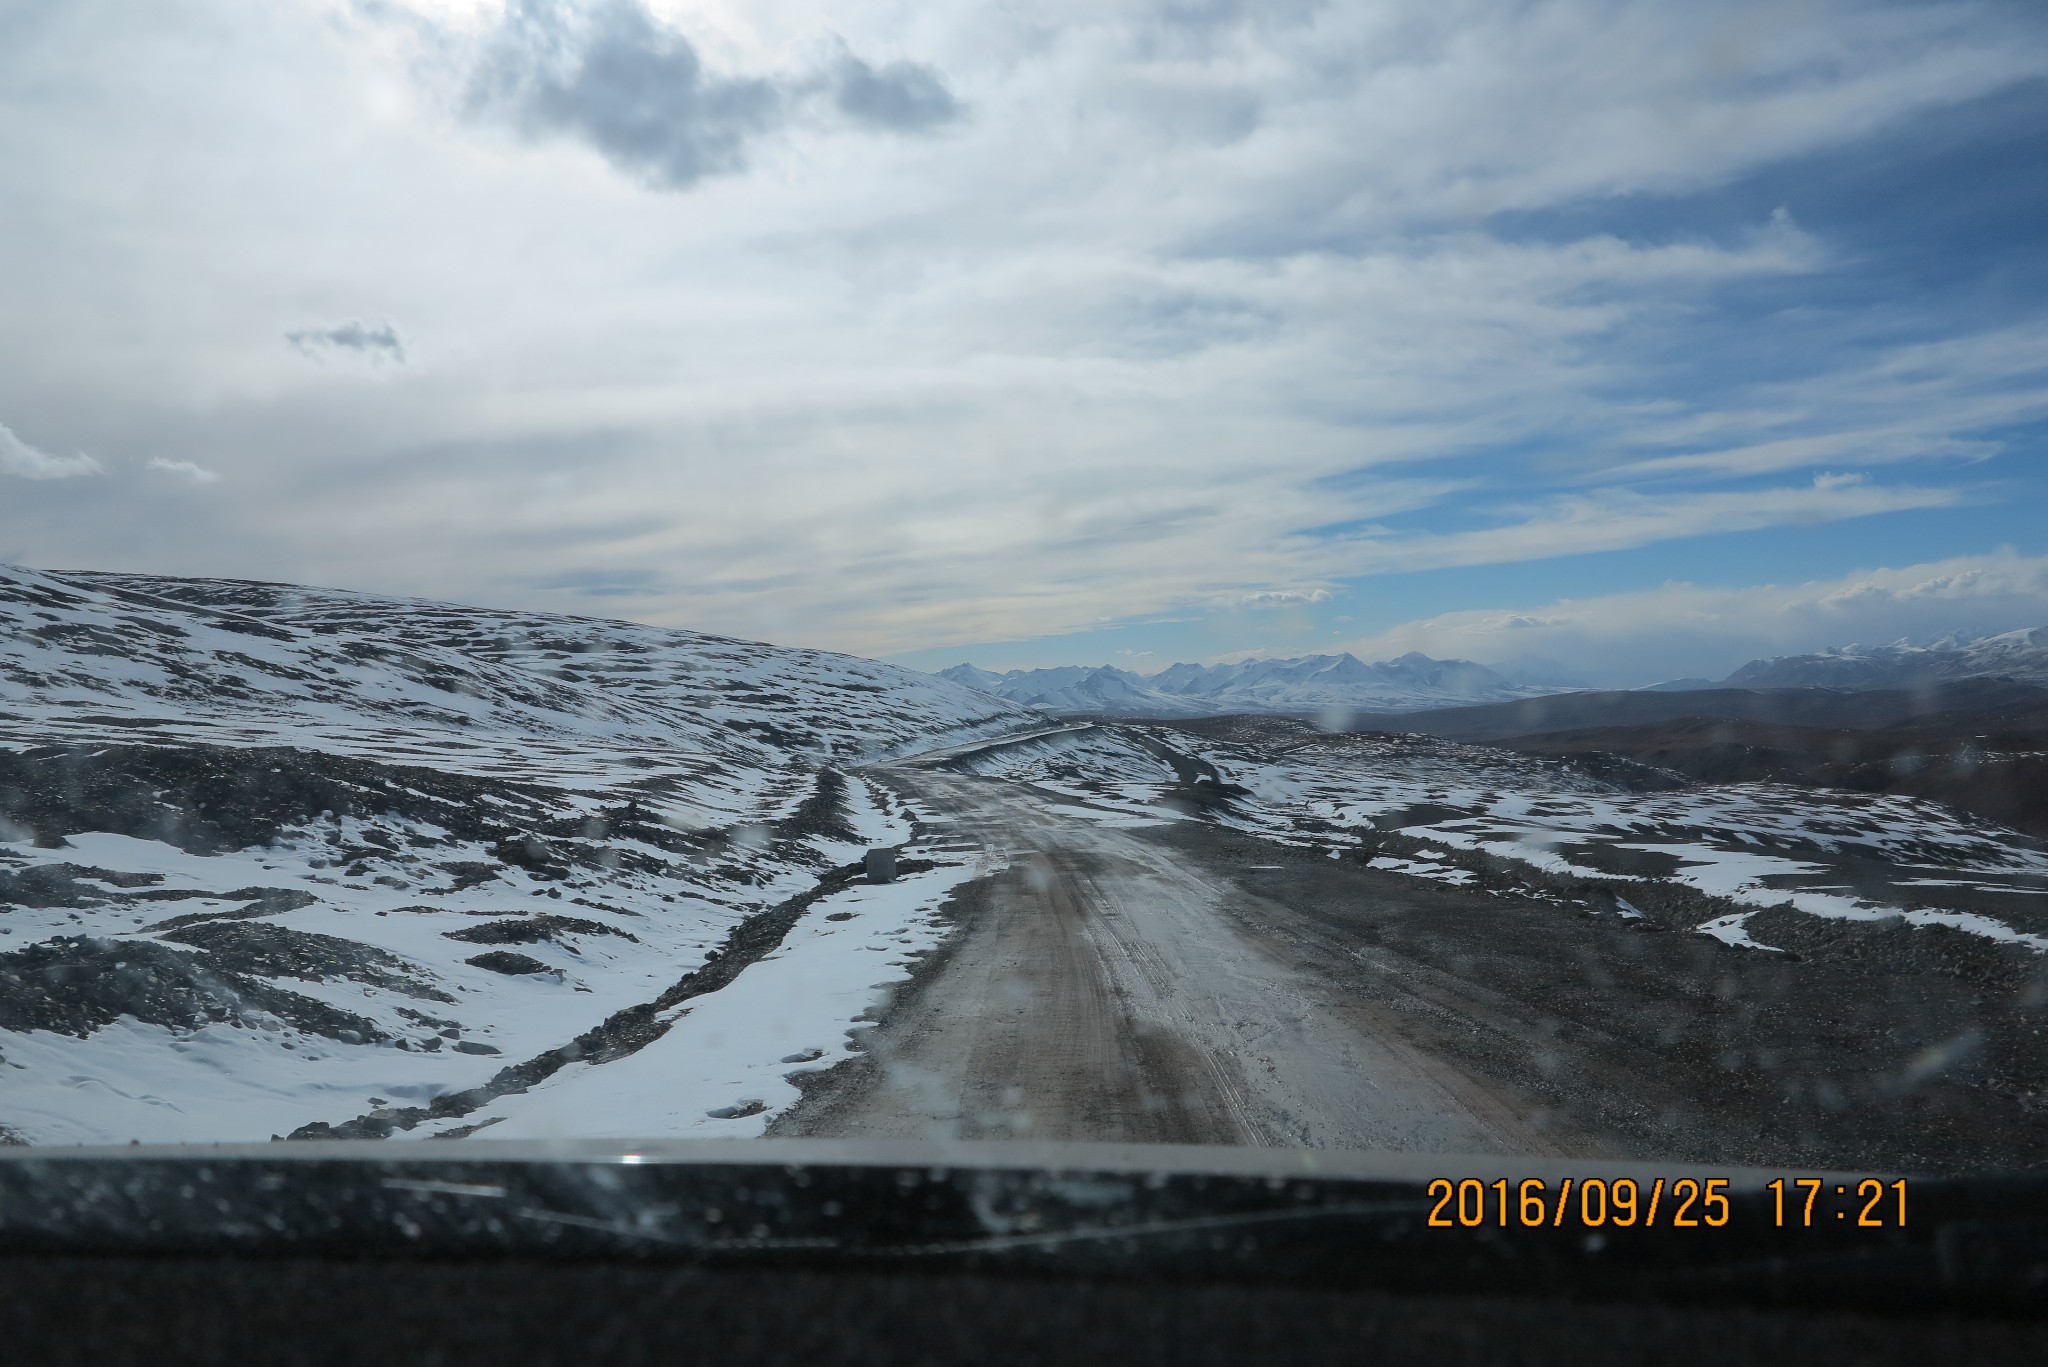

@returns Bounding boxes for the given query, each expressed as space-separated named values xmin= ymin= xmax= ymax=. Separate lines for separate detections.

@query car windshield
xmin=1 ymin=0 xmax=2045 ymax=1198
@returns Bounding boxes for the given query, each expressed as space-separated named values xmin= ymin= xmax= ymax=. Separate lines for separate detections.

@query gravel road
xmin=775 ymin=767 xmax=1580 ymax=1155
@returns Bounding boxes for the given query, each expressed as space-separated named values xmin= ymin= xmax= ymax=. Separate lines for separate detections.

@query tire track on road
xmin=779 ymin=770 xmax=1560 ymax=1155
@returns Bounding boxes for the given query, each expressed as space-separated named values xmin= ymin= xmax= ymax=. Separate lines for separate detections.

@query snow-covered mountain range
xmin=0 ymin=563 xmax=1029 ymax=1145
xmin=1707 ymin=626 xmax=2048 ymax=691
xmin=942 ymin=623 xmax=2048 ymax=720
xmin=938 ymin=651 xmax=1547 ymax=716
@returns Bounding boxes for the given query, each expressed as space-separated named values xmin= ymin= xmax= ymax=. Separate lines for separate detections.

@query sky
xmin=2 ymin=0 xmax=2046 ymax=687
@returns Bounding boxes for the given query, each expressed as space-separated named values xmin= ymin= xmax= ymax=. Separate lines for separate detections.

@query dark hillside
xmin=1339 ymin=679 xmax=2048 ymax=744
xmin=1500 ymin=712 xmax=2048 ymax=838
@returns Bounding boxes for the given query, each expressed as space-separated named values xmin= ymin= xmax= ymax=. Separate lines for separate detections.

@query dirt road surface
xmin=775 ymin=767 xmax=1583 ymax=1155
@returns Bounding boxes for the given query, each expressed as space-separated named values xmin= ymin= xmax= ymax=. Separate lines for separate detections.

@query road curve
xmin=776 ymin=768 xmax=1572 ymax=1154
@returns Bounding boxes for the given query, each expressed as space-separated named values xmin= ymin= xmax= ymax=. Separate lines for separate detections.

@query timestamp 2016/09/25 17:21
xmin=1424 ymin=1177 xmax=1910 ymax=1230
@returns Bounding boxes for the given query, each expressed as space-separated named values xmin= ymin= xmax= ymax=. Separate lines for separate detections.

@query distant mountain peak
xmin=1715 ymin=626 xmax=2048 ymax=691
xmin=934 ymin=649 xmax=1550 ymax=716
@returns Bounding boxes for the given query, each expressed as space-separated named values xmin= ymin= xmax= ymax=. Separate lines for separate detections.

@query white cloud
xmin=146 ymin=457 xmax=222 ymax=484
xmin=1336 ymin=550 xmax=2048 ymax=685
xmin=1600 ymin=323 xmax=2048 ymax=482
xmin=1317 ymin=474 xmax=1968 ymax=579
xmin=0 ymin=421 xmax=99 ymax=480
xmin=1236 ymin=588 xmax=1332 ymax=608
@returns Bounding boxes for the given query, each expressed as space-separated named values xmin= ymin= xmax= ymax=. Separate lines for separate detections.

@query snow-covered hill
xmin=0 ymin=564 xmax=1029 ymax=1145
xmin=53 ymin=568 xmax=1027 ymax=777
xmin=1712 ymin=627 xmax=2048 ymax=690
xmin=938 ymin=651 xmax=1547 ymax=716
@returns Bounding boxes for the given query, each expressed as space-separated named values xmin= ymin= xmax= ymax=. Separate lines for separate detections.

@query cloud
xmin=1235 ymin=587 xmax=1332 ymax=608
xmin=467 ymin=0 xmax=782 ymax=190
xmin=1173 ymin=3 xmax=2048 ymax=257
xmin=1335 ymin=550 xmax=2048 ymax=686
xmin=1314 ymin=474 xmax=1968 ymax=579
xmin=464 ymin=1 xmax=964 ymax=190
xmin=286 ymin=321 xmax=406 ymax=363
xmin=832 ymin=55 xmax=964 ymax=133
xmin=0 ymin=422 xmax=99 ymax=480
xmin=529 ymin=566 xmax=665 ymax=598
xmin=1599 ymin=325 xmax=2048 ymax=483
xmin=146 ymin=457 xmax=221 ymax=484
